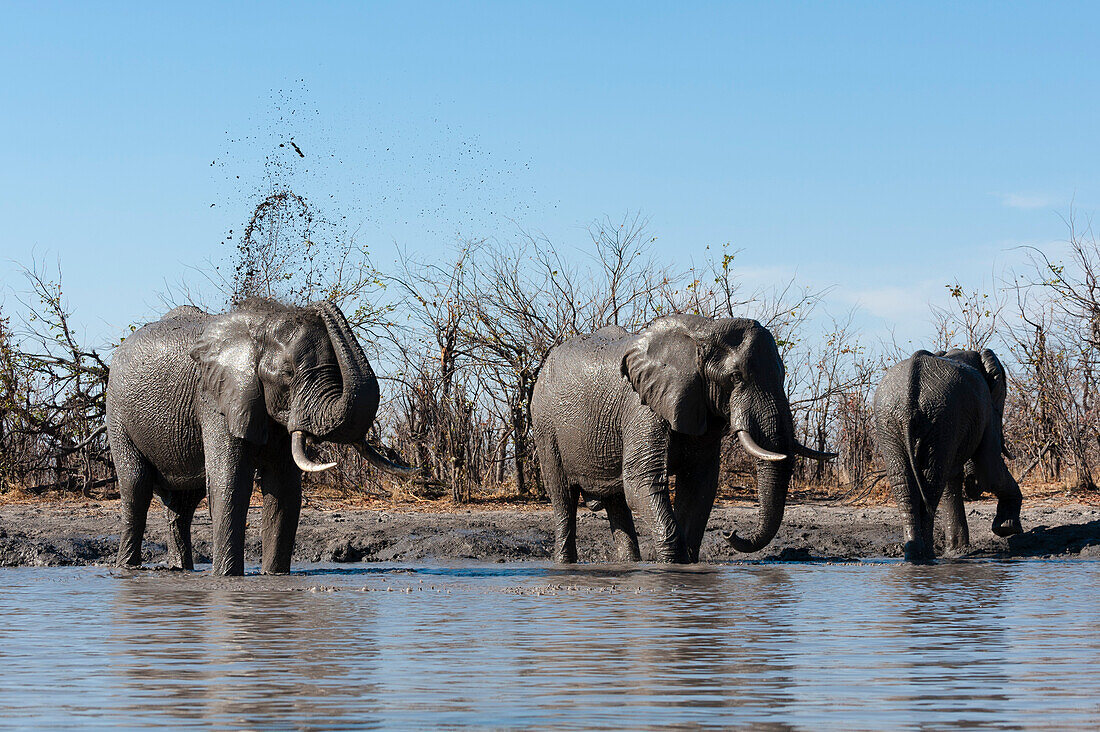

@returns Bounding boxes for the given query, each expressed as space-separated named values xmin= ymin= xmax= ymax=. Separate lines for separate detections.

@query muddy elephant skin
xmin=105 ymin=298 xmax=416 ymax=576
xmin=873 ymin=348 xmax=1023 ymax=561
xmin=531 ymin=314 xmax=834 ymax=564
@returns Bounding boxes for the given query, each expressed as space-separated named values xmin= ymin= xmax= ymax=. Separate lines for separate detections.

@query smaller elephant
xmin=873 ymin=348 xmax=1023 ymax=560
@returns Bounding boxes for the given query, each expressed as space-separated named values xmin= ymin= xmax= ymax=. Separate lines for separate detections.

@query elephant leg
xmin=623 ymin=481 xmax=686 ymax=563
xmin=204 ymin=430 xmax=255 ymax=577
xmin=887 ymin=457 xmax=933 ymax=561
xmin=963 ymin=459 xmax=983 ymax=500
xmin=938 ymin=474 xmax=969 ymax=555
xmin=916 ymin=464 xmax=948 ymax=558
xmin=113 ymin=431 xmax=154 ymax=568
xmin=672 ymin=450 xmax=721 ymax=563
xmin=259 ymin=459 xmax=302 ymax=575
xmin=160 ymin=488 xmax=204 ymax=570
xmin=972 ymin=430 xmax=1023 ymax=538
xmin=603 ymin=493 xmax=641 ymax=562
xmin=536 ymin=436 xmax=578 ymax=563
xmin=622 ymin=437 xmax=687 ymax=564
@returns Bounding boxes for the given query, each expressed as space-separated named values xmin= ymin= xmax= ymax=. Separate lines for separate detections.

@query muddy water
xmin=1 ymin=561 xmax=1098 ymax=730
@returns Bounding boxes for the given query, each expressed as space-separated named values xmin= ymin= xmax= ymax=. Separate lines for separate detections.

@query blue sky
xmin=2 ymin=2 xmax=1097 ymax=346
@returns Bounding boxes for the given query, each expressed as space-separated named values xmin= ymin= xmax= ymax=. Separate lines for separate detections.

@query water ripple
xmin=0 ymin=561 xmax=1097 ymax=729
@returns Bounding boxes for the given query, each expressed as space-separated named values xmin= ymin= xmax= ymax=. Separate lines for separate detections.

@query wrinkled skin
xmin=873 ymin=349 xmax=1023 ymax=561
xmin=105 ymin=298 xmax=416 ymax=576
xmin=531 ymin=315 xmax=833 ymax=564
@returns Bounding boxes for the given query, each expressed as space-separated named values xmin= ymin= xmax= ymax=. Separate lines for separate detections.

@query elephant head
xmin=938 ymin=348 xmax=1013 ymax=459
xmin=189 ymin=298 xmax=418 ymax=475
xmin=621 ymin=314 xmax=835 ymax=552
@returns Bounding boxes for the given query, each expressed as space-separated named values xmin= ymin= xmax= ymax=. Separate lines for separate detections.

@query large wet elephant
xmin=106 ymin=298 xmax=417 ymax=575
xmin=873 ymin=348 xmax=1023 ymax=561
xmin=531 ymin=314 xmax=835 ymax=563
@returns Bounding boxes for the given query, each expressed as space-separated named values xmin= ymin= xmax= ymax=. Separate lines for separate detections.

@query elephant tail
xmin=902 ymin=355 xmax=935 ymax=517
xmin=903 ymin=427 xmax=935 ymax=517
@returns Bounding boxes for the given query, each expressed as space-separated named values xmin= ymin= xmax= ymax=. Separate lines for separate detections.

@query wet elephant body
xmin=873 ymin=349 xmax=1023 ymax=561
xmin=531 ymin=315 xmax=833 ymax=564
xmin=106 ymin=299 xmax=416 ymax=576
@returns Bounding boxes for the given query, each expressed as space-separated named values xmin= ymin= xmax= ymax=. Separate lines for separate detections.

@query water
xmin=1 ymin=560 xmax=1098 ymax=730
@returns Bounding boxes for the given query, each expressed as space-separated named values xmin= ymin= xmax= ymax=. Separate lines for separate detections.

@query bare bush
xmin=12 ymin=197 xmax=1100 ymax=505
xmin=0 ymin=265 xmax=112 ymax=495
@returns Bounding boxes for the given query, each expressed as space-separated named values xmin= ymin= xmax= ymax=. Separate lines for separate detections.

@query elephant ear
xmin=621 ymin=325 xmax=708 ymax=436
xmin=979 ymin=348 xmax=1007 ymax=413
xmin=190 ymin=315 xmax=269 ymax=444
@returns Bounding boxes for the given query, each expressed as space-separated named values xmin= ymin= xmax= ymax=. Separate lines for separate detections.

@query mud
xmin=0 ymin=498 xmax=1098 ymax=568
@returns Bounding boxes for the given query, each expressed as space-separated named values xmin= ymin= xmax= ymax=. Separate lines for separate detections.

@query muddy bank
xmin=0 ymin=499 xmax=1098 ymax=567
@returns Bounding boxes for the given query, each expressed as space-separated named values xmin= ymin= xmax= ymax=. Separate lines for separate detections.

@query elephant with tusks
xmin=106 ymin=298 xmax=418 ymax=575
xmin=531 ymin=315 xmax=835 ymax=564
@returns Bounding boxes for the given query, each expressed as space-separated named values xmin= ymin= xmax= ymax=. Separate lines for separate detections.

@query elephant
xmin=873 ymin=348 xmax=1023 ymax=561
xmin=531 ymin=314 xmax=835 ymax=564
xmin=105 ymin=298 xmax=417 ymax=575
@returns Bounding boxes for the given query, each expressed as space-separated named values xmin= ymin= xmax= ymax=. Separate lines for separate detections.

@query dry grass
xmin=5 ymin=477 xmax=1096 ymax=512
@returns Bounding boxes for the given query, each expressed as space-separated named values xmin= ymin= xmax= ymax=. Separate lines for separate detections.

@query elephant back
xmin=874 ymin=351 xmax=992 ymax=449
xmin=533 ymin=325 xmax=635 ymax=429
xmin=540 ymin=326 xmax=633 ymax=382
xmin=108 ymin=313 xmax=208 ymax=410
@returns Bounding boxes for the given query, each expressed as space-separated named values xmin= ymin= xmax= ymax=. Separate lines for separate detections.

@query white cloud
xmin=834 ymin=283 xmax=941 ymax=321
xmin=998 ymin=193 xmax=1054 ymax=210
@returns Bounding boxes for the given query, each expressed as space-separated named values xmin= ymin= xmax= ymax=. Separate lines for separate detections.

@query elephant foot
xmin=164 ymin=558 xmax=195 ymax=571
xmin=165 ymin=552 xmax=193 ymax=572
xmin=213 ymin=568 xmax=246 ymax=577
xmin=902 ymin=540 xmax=934 ymax=563
xmin=656 ymin=547 xmax=691 ymax=564
xmin=211 ymin=559 xmax=246 ymax=577
xmin=945 ymin=532 xmax=970 ymax=556
xmin=992 ymin=518 xmax=1022 ymax=537
xmin=116 ymin=552 xmax=144 ymax=569
xmin=612 ymin=544 xmax=641 ymax=563
xmin=554 ymin=547 xmax=578 ymax=564
xmin=941 ymin=543 xmax=970 ymax=559
xmin=262 ymin=555 xmax=292 ymax=574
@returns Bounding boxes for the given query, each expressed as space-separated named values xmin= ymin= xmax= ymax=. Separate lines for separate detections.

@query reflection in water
xmin=882 ymin=563 xmax=1015 ymax=728
xmin=108 ymin=577 xmax=383 ymax=728
xmin=0 ymin=561 xmax=1098 ymax=729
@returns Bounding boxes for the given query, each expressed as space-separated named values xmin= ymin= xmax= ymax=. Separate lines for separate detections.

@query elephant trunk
xmin=725 ymin=394 xmax=831 ymax=553
xmin=726 ymin=456 xmax=792 ymax=553
xmin=283 ymin=302 xmax=419 ymax=478
xmin=308 ymin=301 xmax=380 ymax=443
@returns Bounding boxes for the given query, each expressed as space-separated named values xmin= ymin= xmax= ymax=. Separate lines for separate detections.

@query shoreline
xmin=1 ymin=497 xmax=1098 ymax=567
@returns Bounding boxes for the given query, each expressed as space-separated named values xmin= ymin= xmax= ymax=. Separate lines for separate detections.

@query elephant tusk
xmin=55 ymin=425 xmax=107 ymax=456
xmin=736 ymin=430 xmax=787 ymax=462
xmin=291 ymin=431 xmax=337 ymax=473
xmin=793 ymin=442 xmax=838 ymax=461
xmin=354 ymin=440 xmax=421 ymax=478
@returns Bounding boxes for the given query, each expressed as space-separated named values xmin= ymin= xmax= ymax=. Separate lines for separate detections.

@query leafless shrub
xmin=15 ymin=196 xmax=1100 ymax=504
xmin=1002 ymin=217 xmax=1100 ymax=491
xmin=0 ymin=264 xmax=112 ymax=495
